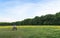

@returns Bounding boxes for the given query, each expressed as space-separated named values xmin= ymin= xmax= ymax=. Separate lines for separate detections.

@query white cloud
xmin=2 ymin=3 xmax=35 ymax=22
xmin=0 ymin=0 xmax=60 ymax=22
xmin=0 ymin=17 xmax=16 ymax=22
xmin=33 ymin=0 xmax=60 ymax=16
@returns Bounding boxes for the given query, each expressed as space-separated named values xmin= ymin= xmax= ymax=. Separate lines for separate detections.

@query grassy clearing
xmin=0 ymin=26 xmax=60 ymax=38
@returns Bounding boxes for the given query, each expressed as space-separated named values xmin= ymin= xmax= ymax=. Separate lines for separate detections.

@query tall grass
xmin=0 ymin=26 xmax=60 ymax=38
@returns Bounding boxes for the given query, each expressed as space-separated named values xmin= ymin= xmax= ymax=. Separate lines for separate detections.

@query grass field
xmin=0 ymin=26 xmax=60 ymax=38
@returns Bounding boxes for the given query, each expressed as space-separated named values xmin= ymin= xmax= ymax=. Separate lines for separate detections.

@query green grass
xmin=0 ymin=26 xmax=60 ymax=38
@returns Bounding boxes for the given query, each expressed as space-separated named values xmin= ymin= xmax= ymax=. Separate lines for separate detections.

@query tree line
xmin=0 ymin=12 xmax=60 ymax=26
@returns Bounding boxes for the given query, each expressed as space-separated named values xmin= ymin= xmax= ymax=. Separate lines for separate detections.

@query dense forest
xmin=0 ymin=12 xmax=60 ymax=26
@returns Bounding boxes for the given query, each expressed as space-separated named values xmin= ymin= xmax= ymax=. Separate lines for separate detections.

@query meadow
xmin=0 ymin=25 xmax=60 ymax=38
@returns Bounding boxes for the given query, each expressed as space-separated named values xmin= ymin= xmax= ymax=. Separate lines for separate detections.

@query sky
xmin=0 ymin=0 xmax=60 ymax=22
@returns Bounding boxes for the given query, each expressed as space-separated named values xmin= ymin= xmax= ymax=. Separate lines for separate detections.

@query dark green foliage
xmin=0 ymin=12 xmax=60 ymax=25
xmin=0 ymin=22 xmax=12 ymax=26
xmin=15 ymin=12 xmax=60 ymax=25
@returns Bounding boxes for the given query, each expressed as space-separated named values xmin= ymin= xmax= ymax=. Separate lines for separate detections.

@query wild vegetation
xmin=0 ymin=26 xmax=60 ymax=38
xmin=0 ymin=12 xmax=60 ymax=25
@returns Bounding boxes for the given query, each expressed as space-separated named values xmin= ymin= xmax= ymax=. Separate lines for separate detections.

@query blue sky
xmin=0 ymin=0 xmax=60 ymax=22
